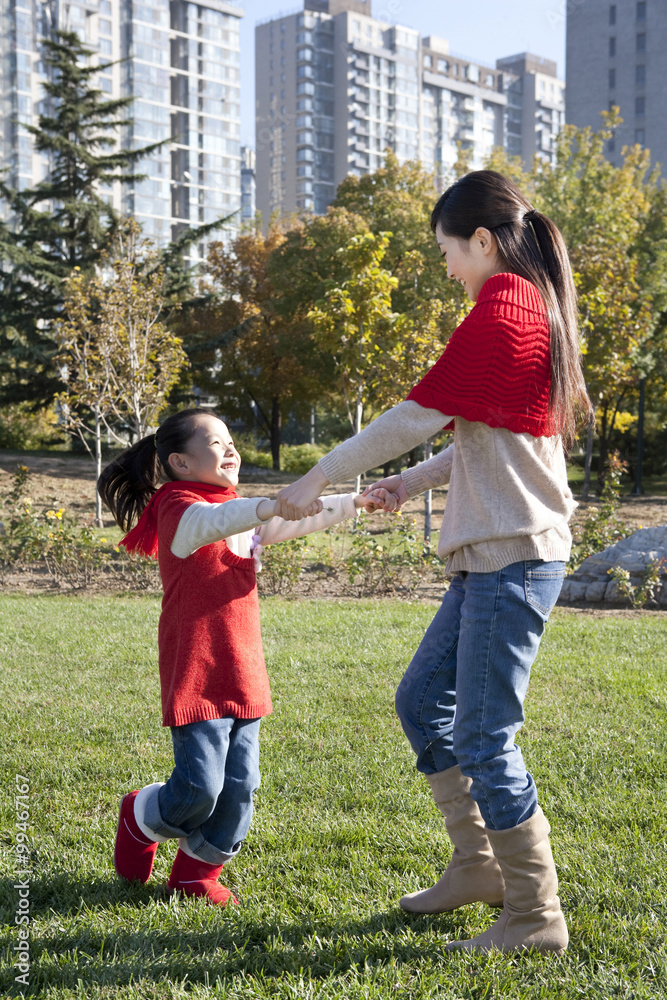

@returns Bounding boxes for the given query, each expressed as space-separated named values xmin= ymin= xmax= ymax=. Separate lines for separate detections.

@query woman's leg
xmin=452 ymin=561 xmax=565 ymax=830
xmin=447 ymin=560 xmax=569 ymax=953
xmin=395 ymin=576 xmax=504 ymax=912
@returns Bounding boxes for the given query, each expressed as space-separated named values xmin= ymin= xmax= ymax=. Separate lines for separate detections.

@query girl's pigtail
xmin=97 ymin=435 xmax=161 ymax=531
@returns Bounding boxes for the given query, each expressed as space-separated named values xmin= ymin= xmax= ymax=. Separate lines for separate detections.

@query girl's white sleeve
xmin=400 ymin=443 xmax=455 ymax=498
xmin=257 ymin=493 xmax=358 ymax=545
xmin=170 ymin=497 xmax=268 ymax=559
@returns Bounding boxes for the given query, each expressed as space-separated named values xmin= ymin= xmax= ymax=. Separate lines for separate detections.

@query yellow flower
xmin=48 ymin=532 xmax=54 ymax=539
xmin=55 ymin=509 xmax=64 ymax=519
xmin=46 ymin=509 xmax=56 ymax=519
xmin=100 ymin=537 xmax=107 ymax=543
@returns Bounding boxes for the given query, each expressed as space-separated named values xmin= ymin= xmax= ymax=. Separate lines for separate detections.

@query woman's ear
xmin=473 ymin=227 xmax=496 ymax=255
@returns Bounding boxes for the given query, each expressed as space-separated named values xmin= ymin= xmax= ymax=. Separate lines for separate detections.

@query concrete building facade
xmin=566 ymin=0 xmax=666 ymax=171
xmin=0 ymin=0 xmax=243 ymax=251
xmin=255 ymin=0 xmax=563 ymax=222
xmin=496 ymin=53 xmax=565 ymax=168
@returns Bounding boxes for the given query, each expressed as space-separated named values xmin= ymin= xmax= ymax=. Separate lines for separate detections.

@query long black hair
xmin=98 ymin=408 xmax=219 ymax=531
xmin=431 ymin=170 xmax=592 ymax=447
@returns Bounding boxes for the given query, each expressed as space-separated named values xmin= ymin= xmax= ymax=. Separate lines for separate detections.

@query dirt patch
xmin=1 ymin=450 xmax=666 ymax=608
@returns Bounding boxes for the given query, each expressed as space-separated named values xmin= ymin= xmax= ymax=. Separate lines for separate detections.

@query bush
xmin=0 ymin=403 xmax=64 ymax=450
xmin=281 ymin=442 xmax=328 ymax=474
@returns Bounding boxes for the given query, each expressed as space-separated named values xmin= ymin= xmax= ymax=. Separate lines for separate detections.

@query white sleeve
xmin=318 ymin=400 xmax=452 ymax=484
xmin=257 ymin=493 xmax=358 ymax=545
xmin=170 ymin=498 xmax=268 ymax=559
xmin=401 ymin=443 xmax=455 ymax=498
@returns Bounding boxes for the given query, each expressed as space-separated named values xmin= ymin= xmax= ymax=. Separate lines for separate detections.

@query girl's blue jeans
xmin=143 ymin=716 xmax=261 ymax=865
xmin=395 ymin=560 xmax=565 ymax=831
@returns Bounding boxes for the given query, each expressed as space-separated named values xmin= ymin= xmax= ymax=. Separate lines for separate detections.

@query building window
xmin=637 ymin=33 xmax=646 ymax=52
xmin=609 ymin=4 xmax=616 ymax=24
xmin=608 ymin=137 xmax=615 ymax=153
xmin=609 ymin=37 xmax=616 ymax=57
xmin=635 ymin=128 xmax=645 ymax=144
xmin=636 ymin=95 xmax=645 ymax=115
xmin=637 ymin=1 xmax=646 ymax=20
xmin=424 ymin=54 xmax=432 ymax=68
xmin=636 ymin=64 xmax=645 ymax=87
xmin=609 ymin=67 xmax=616 ymax=88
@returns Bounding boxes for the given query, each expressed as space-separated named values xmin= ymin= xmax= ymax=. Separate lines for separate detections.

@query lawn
xmin=0 ymin=595 xmax=666 ymax=999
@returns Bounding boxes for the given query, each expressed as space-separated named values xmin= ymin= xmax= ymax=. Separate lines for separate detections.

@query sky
xmin=237 ymin=0 xmax=567 ymax=146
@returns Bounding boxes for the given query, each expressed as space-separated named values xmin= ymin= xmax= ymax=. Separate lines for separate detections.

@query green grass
xmin=0 ymin=595 xmax=666 ymax=999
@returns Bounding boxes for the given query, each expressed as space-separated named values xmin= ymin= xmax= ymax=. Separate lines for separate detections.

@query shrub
xmin=569 ymin=452 xmax=633 ymax=570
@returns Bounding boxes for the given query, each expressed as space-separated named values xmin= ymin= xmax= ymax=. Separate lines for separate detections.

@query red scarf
xmin=120 ymin=481 xmax=238 ymax=559
xmin=407 ymin=272 xmax=556 ymax=437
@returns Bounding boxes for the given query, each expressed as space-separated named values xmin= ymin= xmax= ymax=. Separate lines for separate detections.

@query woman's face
xmin=434 ymin=221 xmax=503 ymax=303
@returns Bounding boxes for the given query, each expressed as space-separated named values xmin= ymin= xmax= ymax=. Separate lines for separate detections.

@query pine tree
xmin=0 ymin=30 xmax=166 ymax=406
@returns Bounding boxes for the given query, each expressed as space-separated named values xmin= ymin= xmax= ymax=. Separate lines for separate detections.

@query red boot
xmin=168 ymin=847 xmax=238 ymax=907
xmin=114 ymin=791 xmax=159 ymax=884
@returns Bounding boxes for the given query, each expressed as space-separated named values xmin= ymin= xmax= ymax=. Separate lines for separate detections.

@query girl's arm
xmin=256 ymin=493 xmax=359 ymax=546
xmin=275 ymin=401 xmax=451 ymax=519
xmin=171 ymin=496 xmax=274 ymax=559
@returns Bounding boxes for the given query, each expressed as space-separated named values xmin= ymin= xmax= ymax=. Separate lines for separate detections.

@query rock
xmin=560 ymin=525 xmax=667 ymax=606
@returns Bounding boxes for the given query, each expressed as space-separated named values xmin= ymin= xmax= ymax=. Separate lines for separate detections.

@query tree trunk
xmin=94 ymin=408 xmax=103 ymax=527
xmin=355 ymin=383 xmax=363 ymax=495
xmin=597 ymin=410 xmax=610 ymax=492
xmin=581 ymin=414 xmax=595 ymax=501
xmin=423 ymin=437 xmax=434 ymax=552
xmin=270 ymin=396 xmax=282 ymax=471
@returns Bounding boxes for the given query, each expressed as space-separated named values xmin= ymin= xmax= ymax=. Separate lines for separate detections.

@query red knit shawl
xmin=120 ymin=481 xmax=238 ymax=558
xmin=407 ymin=272 xmax=556 ymax=437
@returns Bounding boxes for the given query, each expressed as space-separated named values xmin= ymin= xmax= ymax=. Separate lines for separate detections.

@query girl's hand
xmin=362 ymin=474 xmax=409 ymax=510
xmin=356 ymin=488 xmax=400 ymax=513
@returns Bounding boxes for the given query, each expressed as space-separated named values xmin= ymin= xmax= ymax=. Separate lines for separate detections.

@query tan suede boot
xmin=446 ymin=806 xmax=568 ymax=954
xmin=400 ymin=766 xmax=504 ymax=913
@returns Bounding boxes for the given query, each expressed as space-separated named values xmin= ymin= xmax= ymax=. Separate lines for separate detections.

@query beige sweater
xmin=318 ymin=400 xmax=576 ymax=573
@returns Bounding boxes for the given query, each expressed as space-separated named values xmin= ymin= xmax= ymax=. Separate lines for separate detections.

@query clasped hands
xmin=272 ymin=466 xmax=410 ymax=521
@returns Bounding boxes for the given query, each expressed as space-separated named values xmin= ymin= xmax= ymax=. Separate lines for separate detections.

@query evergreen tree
xmin=0 ymin=30 xmax=165 ymax=406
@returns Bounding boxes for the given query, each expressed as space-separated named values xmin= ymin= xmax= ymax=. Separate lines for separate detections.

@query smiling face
xmin=434 ymin=221 xmax=504 ymax=302
xmin=167 ymin=414 xmax=241 ymax=489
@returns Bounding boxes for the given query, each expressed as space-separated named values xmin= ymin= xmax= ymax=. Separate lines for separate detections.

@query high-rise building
xmin=255 ymin=0 xmax=560 ymax=222
xmin=496 ymin=54 xmax=565 ymax=169
xmin=0 ymin=0 xmax=243 ymax=252
xmin=566 ymin=0 xmax=665 ymax=170
xmin=240 ymin=145 xmax=256 ymax=222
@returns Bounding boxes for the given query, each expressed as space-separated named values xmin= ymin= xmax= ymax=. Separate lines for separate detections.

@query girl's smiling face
xmin=435 ymin=221 xmax=504 ymax=302
xmin=167 ymin=414 xmax=241 ymax=488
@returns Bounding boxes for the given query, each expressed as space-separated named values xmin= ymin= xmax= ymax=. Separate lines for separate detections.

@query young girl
xmin=275 ymin=170 xmax=591 ymax=953
xmin=98 ymin=408 xmax=390 ymax=906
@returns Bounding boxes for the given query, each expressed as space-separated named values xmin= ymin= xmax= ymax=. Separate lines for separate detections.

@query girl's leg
xmin=143 ymin=717 xmax=260 ymax=865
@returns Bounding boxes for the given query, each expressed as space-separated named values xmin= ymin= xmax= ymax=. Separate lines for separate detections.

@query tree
xmin=307 ymin=232 xmax=409 ymax=489
xmin=179 ymin=226 xmax=330 ymax=470
xmin=0 ymin=30 xmax=166 ymax=407
xmin=56 ymin=223 xmax=188 ymax=522
xmin=533 ymin=110 xmax=667 ymax=489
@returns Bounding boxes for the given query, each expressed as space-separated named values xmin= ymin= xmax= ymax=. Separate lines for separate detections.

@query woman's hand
xmin=275 ymin=465 xmax=329 ymax=520
xmin=356 ymin=488 xmax=400 ymax=513
xmin=362 ymin=474 xmax=410 ymax=509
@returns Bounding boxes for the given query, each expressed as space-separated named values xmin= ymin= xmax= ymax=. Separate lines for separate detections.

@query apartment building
xmin=566 ymin=0 xmax=666 ymax=170
xmin=0 ymin=0 xmax=243 ymax=251
xmin=255 ymin=0 xmax=564 ymax=221
xmin=496 ymin=53 xmax=565 ymax=169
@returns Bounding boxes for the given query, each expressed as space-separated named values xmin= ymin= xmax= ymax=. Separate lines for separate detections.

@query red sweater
xmin=155 ymin=487 xmax=272 ymax=727
xmin=407 ymin=272 xmax=555 ymax=437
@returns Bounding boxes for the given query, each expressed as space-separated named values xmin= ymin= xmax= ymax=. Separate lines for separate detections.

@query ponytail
xmin=431 ymin=170 xmax=592 ymax=449
xmin=98 ymin=408 xmax=215 ymax=530
xmin=97 ymin=435 xmax=161 ymax=532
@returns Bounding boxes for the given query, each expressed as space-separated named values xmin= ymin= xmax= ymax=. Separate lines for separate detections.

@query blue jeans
xmin=395 ymin=561 xmax=565 ymax=831
xmin=143 ymin=717 xmax=261 ymax=865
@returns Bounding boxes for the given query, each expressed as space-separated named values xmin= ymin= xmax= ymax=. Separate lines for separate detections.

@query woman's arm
xmin=275 ymin=401 xmax=451 ymax=519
